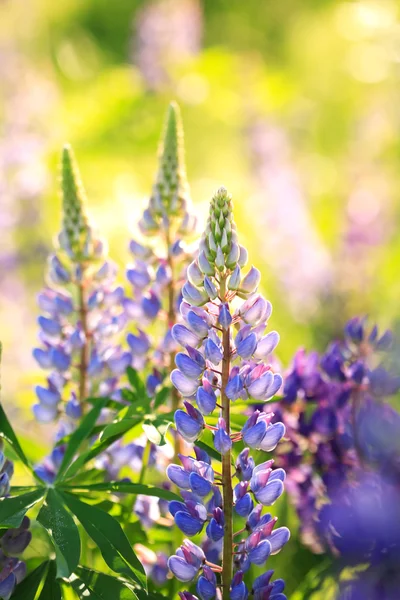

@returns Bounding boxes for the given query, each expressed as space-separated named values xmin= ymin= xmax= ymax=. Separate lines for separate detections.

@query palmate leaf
xmin=60 ymin=492 xmax=147 ymax=590
xmin=60 ymin=481 xmax=180 ymax=502
xmin=0 ymin=489 xmax=45 ymax=528
xmin=61 ymin=427 xmax=136 ymax=482
xmin=0 ymin=403 xmax=34 ymax=474
xmin=37 ymin=489 xmax=80 ymax=578
xmin=55 ymin=398 xmax=109 ymax=482
xmin=70 ymin=567 xmax=138 ymax=600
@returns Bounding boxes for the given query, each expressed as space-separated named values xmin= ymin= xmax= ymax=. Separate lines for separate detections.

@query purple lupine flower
xmin=125 ymin=103 xmax=197 ymax=393
xmin=275 ymin=317 xmax=400 ymax=555
xmin=0 ymin=441 xmax=30 ymax=594
xmin=33 ymin=145 xmax=129 ymax=425
xmin=168 ymin=187 xmax=289 ymax=597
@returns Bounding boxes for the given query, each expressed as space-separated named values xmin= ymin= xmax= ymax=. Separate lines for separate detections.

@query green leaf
xmin=56 ymin=398 xmax=109 ymax=482
xmin=60 ymin=492 xmax=147 ymax=589
xmin=37 ymin=489 xmax=80 ymax=578
xmin=86 ymin=396 xmax=125 ymax=412
xmin=62 ymin=422 xmax=140 ymax=481
xmin=126 ymin=367 xmax=147 ymax=398
xmin=153 ymin=387 xmax=170 ymax=410
xmin=100 ymin=416 xmax=143 ymax=442
xmin=0 ymin=489 xmax=45 ymax=528
xmin=12 ymin=561 xmax=49 ymax=600
xmin=142 ymin=413 xmax=174 ymax=447
xmin=70 ymin=567 xmax=138 ymax=600
xmin=38 ymin=561 xmax=62 ymax=600
xmin=0 ymin=403 xmax=33 ymax=474
xmin=60 ymin=482 xmax=180 ymax=502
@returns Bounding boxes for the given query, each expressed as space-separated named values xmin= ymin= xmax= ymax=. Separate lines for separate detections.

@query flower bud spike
xmin=60 ymin=144 xmax=92 ymax=260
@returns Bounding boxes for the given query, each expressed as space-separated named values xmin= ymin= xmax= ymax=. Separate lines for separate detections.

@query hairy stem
xmin=78 ymin=273 xmax=90 ymax=409
xmin=220 ymin=278 xmax=233 ymax=600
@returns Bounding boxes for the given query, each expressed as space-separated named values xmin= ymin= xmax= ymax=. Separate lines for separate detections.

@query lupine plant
xmin=125 ymin=101 xmax=197 ymax=425
xmin=1 ymin=102 xmax=400 ymax=600
xmin=33 ymin=144 xmax=129 ymax=428
xmin=168 ymin=187 xmax=290 ymax=599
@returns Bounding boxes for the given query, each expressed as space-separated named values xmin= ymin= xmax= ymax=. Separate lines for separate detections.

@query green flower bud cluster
xmin=59 ymin=145 xmax=102 ymax=262
xmin=183 ymin=187 xmax=261 ymax=306
xmin=141 ymin=102 xmax=196 ymax=237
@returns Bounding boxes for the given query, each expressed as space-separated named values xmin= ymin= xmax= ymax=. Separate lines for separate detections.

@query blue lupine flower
xmin=196 ymin=380 xmax=217 ymax=415
xmin=230 ymin=571 xmax=248 ymax=600
xmin=168 ymin=187 xmax=288 ymax=597
xmin=171 ymin=370 xmax=200 ymax=397
xmin=174 ymin=402 xmax=204 ymax=443
xmin=196 ymin=566 xmax=217 ymax=600
xmin=206 ymin=507 xmax=224 ymax=541
xmin=173 ymin=324 xmax=202 ymax=349
xmin=168 ymin=539 xmax=205 ymax=581
xmin=236 ymin=448 xmax=255 ymax=481
xmin=205 ymin=338 xmax=223 ymax=365
xmin=236 ymin=332 xmax=258 ymax=360
xmin=234 ymin=482 xmax=254 ymax=517
xmin=219 ymin=304 xmax=232 ymax=330
xmin=214 ymin=418 xmax=232 ymax=455
xmin=176 ymin=352 xmax=205 ymax=379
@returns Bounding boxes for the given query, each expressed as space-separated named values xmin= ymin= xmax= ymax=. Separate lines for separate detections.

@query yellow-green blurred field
xmin=1 ymin=1 xmax=400 ymax=596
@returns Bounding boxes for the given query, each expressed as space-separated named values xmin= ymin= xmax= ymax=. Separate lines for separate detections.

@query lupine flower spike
xmin=125 ymin=102 xmax=197 ymax=447
xmin=32 ymin=145 xmax=129 ymax=481
xmin=168 ymin=187 xmax=289 ymax=599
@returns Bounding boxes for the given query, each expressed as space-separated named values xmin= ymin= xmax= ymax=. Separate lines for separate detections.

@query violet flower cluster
xmin=0 ymin=441 xmax=31 ymax=600
xmin=276 ymin=317 xmax=400 ymax=552
xmin=125 ymin=101 xmax=197 ymax=398
xmin=167 ymin=187 xmax=289 ymax=600
xmin=32 ymin=144 xmax=129 ymax=426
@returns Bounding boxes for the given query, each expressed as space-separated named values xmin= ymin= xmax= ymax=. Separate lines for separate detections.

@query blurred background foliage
xmin=1 ymin=1 xmax=400 ymax=595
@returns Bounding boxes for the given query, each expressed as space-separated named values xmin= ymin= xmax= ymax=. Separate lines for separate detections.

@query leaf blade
xmin=0 ymin=403 xmax=33 ymax=473
xmin=56 ymin=399 xmax=109 ymax=482
xmin=70 ymin=567 xmax=138 ymax=600
xmin=0 ymin=489 xmax=45 ymax=528
xmin=60 ymin=482 xmax=180 ymax=502
xmin=60 ymin=492 xmax=146 ymax=590
xmin=12 ymin=561 xmax=49 ymax=600
xmin=37 ymin=489 xmax=80 ymax=578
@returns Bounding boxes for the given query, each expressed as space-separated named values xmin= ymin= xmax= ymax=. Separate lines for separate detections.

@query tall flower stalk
xmin=125 ymin=102 xmax=197 ymax=458
xmin=33 ymin=145 xmax=129 ymax=479
xmin=168 ymin=187 xmax=289 ymax=599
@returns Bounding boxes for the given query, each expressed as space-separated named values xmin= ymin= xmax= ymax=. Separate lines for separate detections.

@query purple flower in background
xmin=133 ymin=0 xmax=203 ymax=91
xmin=276 ymin=316 xmax=400 ymax=559
xmin=0 ymin=441 xmax=30 ymax=595
xmin=247 ymin=119 xmax=332 ymax=316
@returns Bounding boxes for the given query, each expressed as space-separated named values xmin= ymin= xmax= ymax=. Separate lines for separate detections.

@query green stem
xmin=138 ymin=439 xmax=152 ymax=485
xmin=220 ymin=278 xmax=233 ymax=600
